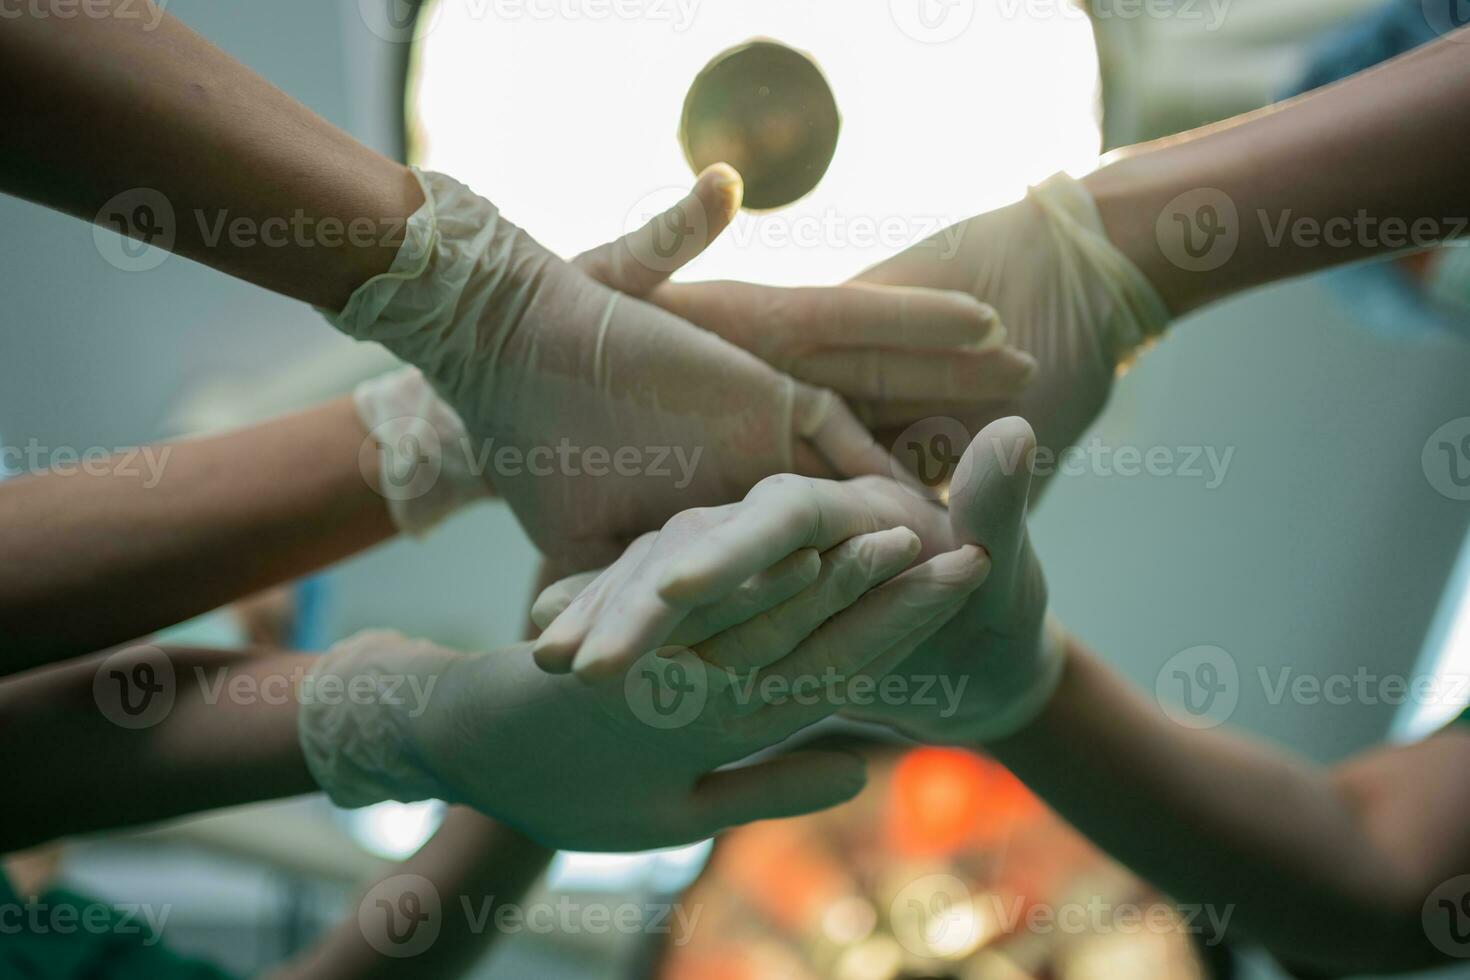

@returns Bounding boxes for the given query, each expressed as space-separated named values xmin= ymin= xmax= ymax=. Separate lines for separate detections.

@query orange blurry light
xmin=888 ymin=749 xmax=1038 ymax=856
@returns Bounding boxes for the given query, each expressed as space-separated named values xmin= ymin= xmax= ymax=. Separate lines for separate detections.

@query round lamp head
xmin=679 ymin=40 xmax=841 ymax=211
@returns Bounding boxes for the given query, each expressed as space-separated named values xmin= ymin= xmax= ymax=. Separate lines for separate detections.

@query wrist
xmin=354 ymin=366 xmax=493 ymax=536
xmin=297 ymin=630 xmax=462 ymax=808
xmin=1028 ymin=172 xmax=1172 ymax=365
xmin=1084 ymin=140 xmax=1256 ymax=318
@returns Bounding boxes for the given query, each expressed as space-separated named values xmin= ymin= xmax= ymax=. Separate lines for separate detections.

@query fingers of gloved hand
xmin=532 ymin=532 xmax=659 ymax=673
xmin=792 ymin=345 xmax=1037 ymax=404
xmin=669 ymin=548 xmax=822 ymax=648
xmin=688 ymin=749 xmax=868 ymax=839
xmin=771 ymin=283 xmax=1005 ymax=351
xmin=856 ymin=401 xmax=998 ymax=431
xmin=948 ymin=416 xmax=1037 ymax=599
xmin=572 ymin=480 xmax=896 ymax=677
xmin=695 ymin=527 xmax=921 ymax=674
xmin=530 ymin=570 xmax=603 ymax=632
xmin=655 ymin=476 xmax=893 ymax=606
xmin=572 ymin=163 xmax=742 ymax=297
xmin=738 ymin=545 xmax=991 ymax=736
xmin=794 ymin=383 xmax=918 ymax=489
xmin=833 ymin=601 xmax=968 ymax=728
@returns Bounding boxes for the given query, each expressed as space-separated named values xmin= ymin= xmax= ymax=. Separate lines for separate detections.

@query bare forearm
xmin=0 ymin=398 xmax=395 ymax=673
xmin=0 ymin=0 xmax=421 ymax=309
xmin=1 ymin=645 xmax=319 ymax=851
xmin=273 ymin=811 xmax=554 ymax=980
xmin=1086 ymin=29 xmax=1470 ymax=315
xmin=989 ymin=640 xmax=1430 ymax=972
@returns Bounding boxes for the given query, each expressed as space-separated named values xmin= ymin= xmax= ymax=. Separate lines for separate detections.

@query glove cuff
xmin=297 ymin=630 xmax=457 ymax=808
xmin=1028 ymin=172 xmax=1173 ymax=364
xmin=354 ymin=366 xmax=491 ymax=536
xmin=318 ymin=169 xmax=515 ymax=376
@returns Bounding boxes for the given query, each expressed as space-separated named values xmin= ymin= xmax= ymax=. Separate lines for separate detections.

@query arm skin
xmin=1085 ymin=29 xmax=1470 ymax=316
xmin=989 ymin=638 xmax=1470 ymax=974
xmin=0 ymin=398 xmax=396 ymax=675
xmin=0 ymin=644 xmax=553 ymax=977
xmin=269 ymin=811 xmax=553 ymax=980
xmin=0 ymin=644 xmax=320 ymax=850
xmin=0 ymin=0 xmax=421 ymax=309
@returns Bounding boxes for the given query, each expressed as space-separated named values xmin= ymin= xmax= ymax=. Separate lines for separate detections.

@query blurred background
xmin=3 ymin=0 xmax=1470 ymax=976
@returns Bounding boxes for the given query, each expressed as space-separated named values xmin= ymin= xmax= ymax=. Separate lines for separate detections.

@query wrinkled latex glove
xmin=855 ymin=173 xmax=1171 ymax=480
xmin=584 ymin=178 xmax=1038 ymax=445
xmin=530 ymin=470 xmax=957 ymax=678
xmin=297 ymin=529 xmax=990 ymax=852
xmin=843 ymin=417 xmax=1066 ymax=744
xmin=324 ymin=165 xmax=894 ymax=569
xmin=353 ymin=365 xmax=490 ymax=536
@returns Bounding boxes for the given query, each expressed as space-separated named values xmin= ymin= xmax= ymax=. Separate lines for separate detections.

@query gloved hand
xmin=533 ymin=420 xmax=1065 ymax=744
xmin=854 ymin=174 xmax=1172 ymax=478
xmin=297 ymin=528 xmax=990 ymax=852
xmin=583 ymin=173 xmax=1038 ymax=445
xmin=323 ymin=165 xmax=893 ymax=569
xmin=843 ymin=417 xmax=1066 ymax=744
xmin=530 ymin=471 xmax=957 ymax=678
xmin=346 ymin=165 xmax=1041 ymax=544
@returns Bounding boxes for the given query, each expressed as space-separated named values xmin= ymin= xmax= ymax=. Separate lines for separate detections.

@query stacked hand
xmin=653 ymin=174 xmax=1171 ymax=484
xmin=331 ymin=165 xmax=1038 ymax=566
xmin=841 ymin=418 xmax=1062 ymax=744
xmin=299 ymin=476 xmax=991 ymax=851
xmin=534 ymin=417 xmax=1061 ymax=745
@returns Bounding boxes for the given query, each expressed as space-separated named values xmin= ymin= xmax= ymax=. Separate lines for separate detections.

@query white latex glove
xmin=534 ymin=419 xmax=1064 ymax=744
xmin=637 ymin=281 xmax=1037 ymax=432
xmin=324 ymin=166 xmax=893 ymax=569
xmin=854 ymin=173 xmax=1171 ymax=478
xmin=297 ymin=529 xmax=990 ymax=852
xmin=530 ymin=471 xmax=958 ymax=678
xmin=844 ymin=417 xmax=1066 ymax=744
xmin=353 ymin=366 xmax=489 ymax=536
xmin=589 ymin=172 xmax=1038 ymax=449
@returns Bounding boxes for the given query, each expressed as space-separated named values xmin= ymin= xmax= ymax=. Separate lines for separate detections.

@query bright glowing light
xmin=1394 ymin=533 xmax=1470 ymax=740
xmin=547 ymin=840 xmax=713 ymax=892
xmin=348 ymin=800 xmax=444 ymax=859
xmin=410 ymin=1 xmax=1100 ymax=285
